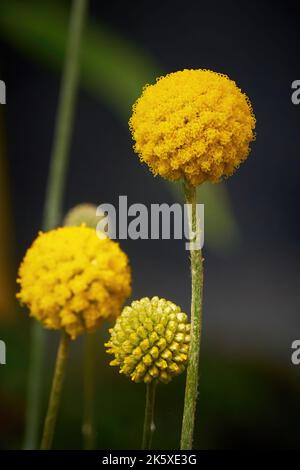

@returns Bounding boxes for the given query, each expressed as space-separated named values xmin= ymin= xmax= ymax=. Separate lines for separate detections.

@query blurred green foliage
xmin=0 ymin=0 xmax=156 ymax=116
xmin=0 ymin=0 xmax=240 ymax=255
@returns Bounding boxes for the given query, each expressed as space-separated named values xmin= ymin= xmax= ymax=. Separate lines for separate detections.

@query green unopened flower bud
xmin=106 ymin=297 xmax=191 ymax=384
xmin=63 ymin=203 xmax=100 ymax=228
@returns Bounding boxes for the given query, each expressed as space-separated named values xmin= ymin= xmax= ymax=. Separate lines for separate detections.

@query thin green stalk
xmin=180 ymin=181 xmax=204 ymax=450
xmin=142 ymin=381 xmax=157 ymax=450
xmin=23 ymin=0 xmax=88 ymax=449
xmin=23 ymin=322 xmax=45 ymax=449
xmin=82 ymin=332 xmax=97 ymax=449
xmin=40 ymin=331 xmax=70 ymax=450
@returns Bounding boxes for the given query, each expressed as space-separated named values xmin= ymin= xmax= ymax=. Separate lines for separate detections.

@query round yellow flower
xmin=129 ymin=69 xmax=256 ymax=186
xmin=106 ymin=297 xmax=190 ymax=384
xmin=17 ymin=226 xmax=131 ymax=339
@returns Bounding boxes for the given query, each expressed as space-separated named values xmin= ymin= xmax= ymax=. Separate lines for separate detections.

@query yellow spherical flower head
xmin=17 ymin=226 xmax=131 ymax=339
xmin=129 ymin=69 xmax=256 ymax=186
xmin=106 ymin=297 xmax=191 ymax=384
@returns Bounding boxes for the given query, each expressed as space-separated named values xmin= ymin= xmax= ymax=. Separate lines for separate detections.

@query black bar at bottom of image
xmin=0 ymin=450 xmax=209 ymax=465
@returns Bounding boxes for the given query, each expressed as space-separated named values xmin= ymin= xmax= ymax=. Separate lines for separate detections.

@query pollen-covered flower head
xmin=129 ymin=69 xmax=256 ymax=186
xmin=106 ymin=297 xmax=190 ymax=384
xmin=17 ymin=226 xmax=131 ymax=339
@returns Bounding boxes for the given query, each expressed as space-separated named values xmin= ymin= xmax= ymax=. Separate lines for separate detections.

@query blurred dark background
xmin=0 ymin=0 xmax=300 ymax=450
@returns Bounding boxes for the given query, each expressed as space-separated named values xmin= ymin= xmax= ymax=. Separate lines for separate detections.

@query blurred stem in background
xmin=24 ymin=0 xmax=88 ymax=449
xmin=180 ymin=182 xmax=204 ymax=449
xmin=82 ymin=332 xmax=97 ymax=449
xmin=40 ymin=332 xmax=71 ymax=450
xmin=142 ymin=381 xmax=157 ymax=450
xmin=0 ymin=0 xmax=240 ymax=257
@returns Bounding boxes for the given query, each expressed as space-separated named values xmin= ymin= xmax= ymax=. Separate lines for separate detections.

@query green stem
xmin=23 ymin=322 xmax=45 ymax=449
xmin=82 ymin=332 xmax=97 ymax=449
xmin=180 ymin=181 xmax=204 ymax=450
xmin=40 ymin=331 xmax=70 ymax=450
xmin=142 ymin=381 xmax=157 ymax=450
xmin=23 ymin=0 xmax=88 ymax=449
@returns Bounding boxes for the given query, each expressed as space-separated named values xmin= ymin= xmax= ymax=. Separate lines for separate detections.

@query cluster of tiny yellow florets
xmin=17 ymin=226 xmax=131 ymax=339
xmin=129 ymin=69 xmax=256 ymax=186
xmin=106 ymin=297 xmax=190 ymax=384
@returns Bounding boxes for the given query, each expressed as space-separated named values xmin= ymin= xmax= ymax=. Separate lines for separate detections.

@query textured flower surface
xmin=17 ymin=226 xmax=131 ymax=339
xmin=106 ymin=297 xmax=190 ymax=384
xmin=129 ymin=69 xmax=256 ymax=186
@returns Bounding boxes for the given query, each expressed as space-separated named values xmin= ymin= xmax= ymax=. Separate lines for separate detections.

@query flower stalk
xmin=23 ymin=0 xmax=88 ymax=449
xmin=82 ymin=332 xmax=97 ymax=449
xmin=142 ymin=381 xmax=157 ymax=450
xmin=180 ymin=181 xmax=204 ymax=449
xmin=40 ymin=331 xmax=71 ymax=450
